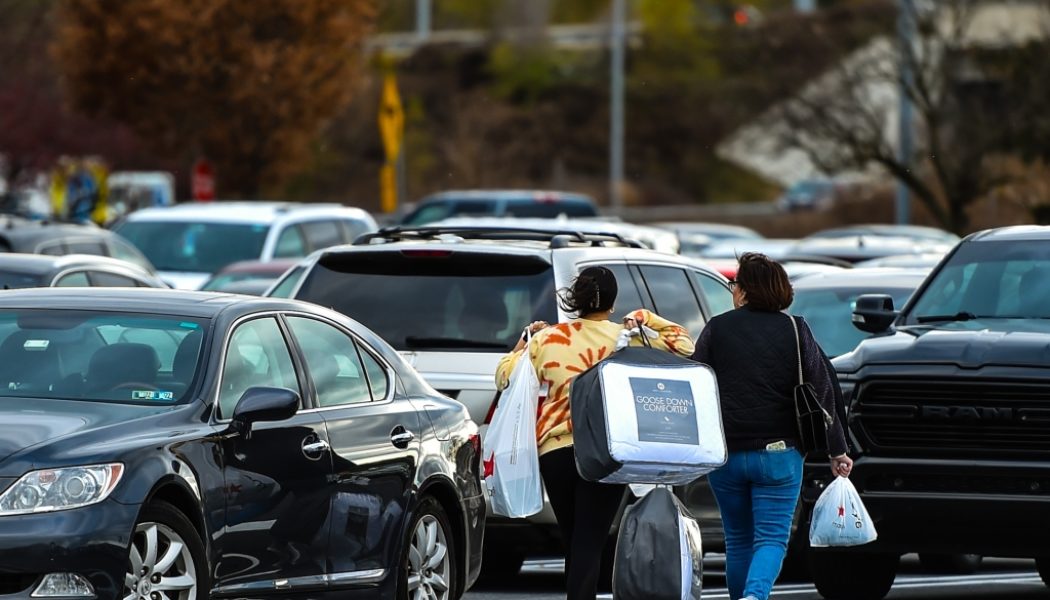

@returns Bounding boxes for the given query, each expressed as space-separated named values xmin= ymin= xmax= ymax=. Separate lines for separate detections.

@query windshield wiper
xmin=404 ymin=336 xmax=507 ymax=349
xmin=915 ymin=312 xmax=978 ymax=323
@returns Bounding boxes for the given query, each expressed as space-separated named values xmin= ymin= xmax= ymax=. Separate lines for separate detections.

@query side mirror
xmin=852 ymin=294 xmax=897 ymax=334
xmin=230 ymin=386 xmax=299 ymax=439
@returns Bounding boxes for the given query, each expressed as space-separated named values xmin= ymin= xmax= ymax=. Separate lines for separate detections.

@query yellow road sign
xmin=379 ymin=74 xmax=404 ymax=162
xmin=380 ymin=163 xmax=397 ymax=214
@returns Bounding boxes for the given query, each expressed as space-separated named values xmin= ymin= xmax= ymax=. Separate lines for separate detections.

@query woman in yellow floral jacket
xmin=495 ymin=266 xmax=694 ymax=600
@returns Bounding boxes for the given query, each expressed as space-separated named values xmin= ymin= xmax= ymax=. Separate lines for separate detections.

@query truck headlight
xmin=0 ymin=464 xmax=124 ymax=515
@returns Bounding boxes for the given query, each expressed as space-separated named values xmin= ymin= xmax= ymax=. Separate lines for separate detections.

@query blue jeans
xmin=708 ymin=448 xmax=804 ymax=600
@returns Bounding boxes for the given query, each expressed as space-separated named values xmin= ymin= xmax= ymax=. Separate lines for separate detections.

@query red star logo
xmin=483 ymin=453 xmax=495 ymax=478
xmin=838 ymin=505 xmax=845 ymax=518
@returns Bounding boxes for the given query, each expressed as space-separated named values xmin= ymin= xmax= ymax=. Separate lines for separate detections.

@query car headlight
xmin=0 ymin=463 xmax=124 ymax=515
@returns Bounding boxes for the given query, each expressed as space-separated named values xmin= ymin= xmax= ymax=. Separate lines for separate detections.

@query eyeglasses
xmin=727 ymin=279 xmax=738 ymax=290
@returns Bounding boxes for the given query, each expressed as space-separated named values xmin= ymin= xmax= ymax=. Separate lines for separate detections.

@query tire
xmin=810 ymin=550 xmax=898 ymax=600
xmin=919 ymin=553 xmax=983 ymax=575
xmin=124 ymin=500 xmax=208 ymax=600
xmin=399 ymin=497 xmax=458 ymax=600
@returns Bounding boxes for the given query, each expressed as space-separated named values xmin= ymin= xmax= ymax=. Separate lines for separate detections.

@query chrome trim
xmin=211 ymin=569 xmax=386 ymax=596
xmin=210 ymin=311 xmax=294 ymax=424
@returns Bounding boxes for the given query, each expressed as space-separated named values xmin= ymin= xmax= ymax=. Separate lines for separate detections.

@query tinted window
xmin=592 ymin=263 xmax=648 ymax=322
xmin=267 ymin=265 xmax=305 ymax=298
xmin=301 ymin=221 xmax=342 ymax=251
xmin=295 ymin=253 xmax=557 ymax=352
xmin=54 ymin=271 xmax=90 ymax=287
xmin=693 ymin=272 xmax=734 ymax=316
xmin=0 ymin=271 xmax=44 ymax=289
xmin=402 ymin=203 xmax=453 ymax=226
xmin=792 ymin=286 xmax=917 ymax=357
xmin=504 ymin=200 xmax=597 ymax=218
xmin=67 ymin=240 xmax=106 ymax=255
xmin=89 ymin=272 xmax=139 ymax=287
xmin=0 ymin=311 xmax=205 ymax=404
xmin=38 ymin=241 xmax=65 ymax=256
xmin=906 ymin=240 xmax=1050 ymax=323
xmin=274 ymin=226 xmax=306 ymax=258
xmin=638 ymin=265 xmax=705 ymax=338
xmin=114 ymin=221 xmax=269 ymax=273
xmin=340 ymin=219 xmax=371 ymax=242
xmin=359 ymin=345 xmax=390 ymax=400
xmin=218 ymin=317 xmax=300 ymax=419
xmin=286 ymin=316 xmax=372 ymax=407
xmin=110 ymin=238 xmax=154 ymax=271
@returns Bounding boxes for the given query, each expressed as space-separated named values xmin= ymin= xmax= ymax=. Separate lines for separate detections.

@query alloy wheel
xmin=406 ymin=514 xmax=451 ymax=600
xmin=124 ymin=522 xmax=198 ymax=600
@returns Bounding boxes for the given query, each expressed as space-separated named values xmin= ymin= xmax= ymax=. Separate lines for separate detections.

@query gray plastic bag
xmin=613 ymin=486 xmax=703 ymax=600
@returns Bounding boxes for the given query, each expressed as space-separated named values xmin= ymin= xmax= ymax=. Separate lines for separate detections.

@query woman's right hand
xmin=830 ymin=454 xmax=853 ymax=477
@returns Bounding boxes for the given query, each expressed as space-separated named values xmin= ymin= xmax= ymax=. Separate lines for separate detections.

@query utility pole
xmin=794 ymin=0 xmax=816 ymax=13
xmin=896 ymin=0 xmax=915 ymax=225
xmin=609 ymin=0 xmax=626 ymax=214
xmin=416 ymin=0 xmax=431 ymax=41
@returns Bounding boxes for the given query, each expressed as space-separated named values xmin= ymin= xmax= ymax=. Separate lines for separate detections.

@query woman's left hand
xmin=830 ymin=454 xmax=853 ymax=477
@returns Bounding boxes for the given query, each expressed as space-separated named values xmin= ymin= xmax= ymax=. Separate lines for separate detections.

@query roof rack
xmin=354 ymin=226 xmax=647 ymax=249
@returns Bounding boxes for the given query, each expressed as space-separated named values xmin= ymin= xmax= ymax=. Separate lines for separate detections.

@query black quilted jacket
xmin=690 ymin=305 xmax=848 ymax=456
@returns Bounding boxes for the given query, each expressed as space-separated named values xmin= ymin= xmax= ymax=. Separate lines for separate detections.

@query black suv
xmin=809 ymin=226 xmax=1050 ymax=599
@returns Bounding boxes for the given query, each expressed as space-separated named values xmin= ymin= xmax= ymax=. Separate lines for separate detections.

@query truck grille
xmin=853 ymin=380 xmax=1050 ymax=455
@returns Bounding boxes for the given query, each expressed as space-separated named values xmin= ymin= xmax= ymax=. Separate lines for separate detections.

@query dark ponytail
xmin=558 ymin=266 xmax=618 ymax=316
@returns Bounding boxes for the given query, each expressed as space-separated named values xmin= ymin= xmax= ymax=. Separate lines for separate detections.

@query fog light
xmin=31 ymin=573 xmax=95 ymax=598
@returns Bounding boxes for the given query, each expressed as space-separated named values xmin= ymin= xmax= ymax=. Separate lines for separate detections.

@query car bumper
xmin=807 ymin=457 xmax=1050 ymax=557
xmin=0 ymin=499 xmax=139 ymax=599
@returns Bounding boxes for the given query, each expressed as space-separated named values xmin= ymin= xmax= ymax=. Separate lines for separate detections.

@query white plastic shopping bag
xmin=809 ymin=476 xmax=877 ymax=547
xmin=482 ymin=338 xmax=543 ymax=518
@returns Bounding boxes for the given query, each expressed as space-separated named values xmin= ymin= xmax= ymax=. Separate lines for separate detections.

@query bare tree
xmin=770 ymin=0 xmax=1050 ymax=233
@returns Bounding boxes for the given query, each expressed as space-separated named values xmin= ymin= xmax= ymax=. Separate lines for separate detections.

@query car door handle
xmin=390 ymin=428 xmax=415 ymax=447
xmin=302 ymin=438 xmax=331 ymax=458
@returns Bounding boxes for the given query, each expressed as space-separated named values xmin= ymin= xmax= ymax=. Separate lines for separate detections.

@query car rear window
xmin=295 ymin=251 xmax=557 ymax=352
xmin=114 ymin=221 xmax=269 ymax=273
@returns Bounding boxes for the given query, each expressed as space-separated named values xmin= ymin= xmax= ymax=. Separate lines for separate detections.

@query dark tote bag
xmin=788 ymin=315 xmax=832 ymax=455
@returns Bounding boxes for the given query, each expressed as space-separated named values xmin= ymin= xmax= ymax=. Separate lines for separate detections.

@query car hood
xmin=835 ymin=319 xmax=1050 ymax=372
xmin=159 ymin=271 xmax=211 ymax=290
xmin=0 ymin=398 xmax=175 ymax=470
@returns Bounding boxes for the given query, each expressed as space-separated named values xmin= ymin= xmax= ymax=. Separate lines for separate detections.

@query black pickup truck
xmin=807 ymin=226 xmax=1050 ymax=600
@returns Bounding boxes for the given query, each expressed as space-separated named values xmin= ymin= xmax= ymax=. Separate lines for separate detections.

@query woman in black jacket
xmin=691 ymin=253 xmax=852 ymax=600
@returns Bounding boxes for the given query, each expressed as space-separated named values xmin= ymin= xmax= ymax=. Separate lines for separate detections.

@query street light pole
xmin=416 ymin=0 xmax=431 ymax=41
xmin=609 ymin=0 xmax=626 ymax=214
xmin=896 ymin=0 xmax=915 ymax=225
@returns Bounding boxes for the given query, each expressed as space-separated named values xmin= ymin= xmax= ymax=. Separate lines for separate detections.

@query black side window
xmin=692 ymin=271 xmax=734 ymax=316
xmin=638 ymin=265 xmax=705 ymax=337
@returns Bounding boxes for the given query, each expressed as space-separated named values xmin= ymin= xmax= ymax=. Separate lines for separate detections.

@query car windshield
xmin=113 ymin=221 xmax=269 ymax=273
xmin=907 ymin=240 xmax=1050 ymax=324
xmin=0 ymin=271 xmax=44 ymax=289
xmin=0 ymin=310 xmax=206 ymax=404
xmin=294 ymin=252 xmax=558 ymax=352
xmin=791 ymin=286 xmax=917 ymax=357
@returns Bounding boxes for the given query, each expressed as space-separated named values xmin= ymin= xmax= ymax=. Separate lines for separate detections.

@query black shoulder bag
xmin=789 ymin=314 xmax=832 ymax=455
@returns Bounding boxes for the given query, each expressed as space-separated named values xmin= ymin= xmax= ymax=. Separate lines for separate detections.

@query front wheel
xmin=124 ymin=501 xmax=207 ymax=600
xmin=399 ymin=497 xmax=458 ymax=600
xmin=810 ymin=550 xmax=898 ymax=600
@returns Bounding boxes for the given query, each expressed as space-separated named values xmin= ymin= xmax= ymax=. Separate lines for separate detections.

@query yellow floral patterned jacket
xmin=495 ymin=309 xmax=695 ymax=456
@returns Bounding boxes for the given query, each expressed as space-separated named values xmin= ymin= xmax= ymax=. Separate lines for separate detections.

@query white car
xmin=113 ymin=202 xmax=377 ymax=289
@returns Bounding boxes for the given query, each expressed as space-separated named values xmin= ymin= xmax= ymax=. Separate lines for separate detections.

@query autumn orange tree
xmin=53 ymin=0 xmax=375 ymax=196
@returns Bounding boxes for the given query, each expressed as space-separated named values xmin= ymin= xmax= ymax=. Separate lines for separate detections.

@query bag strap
xmin=788 ymin=314 xmax=803 ymax=386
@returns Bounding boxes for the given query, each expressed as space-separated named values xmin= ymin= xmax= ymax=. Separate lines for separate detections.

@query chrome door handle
xmin=302 ymin=438 xmax=331 ymax=458
xmin=390 ymin=430 xmax=415 ymax=447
